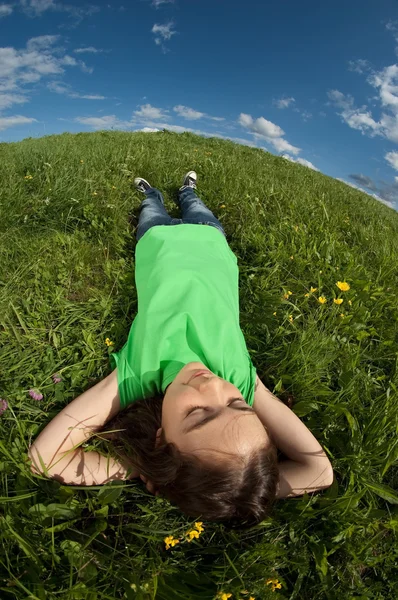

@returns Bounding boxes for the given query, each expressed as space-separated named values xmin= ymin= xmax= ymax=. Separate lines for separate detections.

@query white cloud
xmin=281 ymin=154 xmax=319 ymax=171
xmin=0 ymin=4 xmax=13 ymax=17
xmin=0 ymin=114 xmax=37 ymax=131
xmin=369 ymin=64 xmax=398 ymax=111
xmin=0 ymin=37 xmax=94 ymax=118
xmin=74 ymin=46 xmax=104 ymax=54
xmin=336 ymin=178 xmax=396 ymax=209
xmin=26 ymin=35 xmax=60 ymax=51
xmin=151 ymin=21 xmax=176 ymax=49
xmin=327 ymin=89 xmax=382 ymax=136
xmin=20 ymin=0 xmax=100 ymax=20
xmin=174 ymin=105 xmax=204 ymax=120
xmin=238 ymin=112 xmax=301 ymax=155
xmin=134 ymin=103 xmax=169 ymax=120
xmin=385 ymin=150 xmax=398 ymax=171
xmin=173 ymin=104 xmax=225 ymax=121
xmin=151 ymin=0 xmax=174 ymax=7
xmin=348 ymin=59 xmax=371 ymax=74
xmin=48 ymin=81 xmax=105 ymax=99
xmin=274 ymin=96 xmax=295 ymax=109
xmin=23 ymin=0 xmax=55 ymax=13
xmin=140 ymin=127 xmax=160 ymax=132
xmin=0 ymin=92 xmax=28 ymax=110
xmin=75 ymin=115 xmax=132 ymax=130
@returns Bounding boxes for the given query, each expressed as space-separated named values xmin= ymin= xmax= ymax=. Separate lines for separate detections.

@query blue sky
xmin=1 ymin=0 xmax=398 ymax=210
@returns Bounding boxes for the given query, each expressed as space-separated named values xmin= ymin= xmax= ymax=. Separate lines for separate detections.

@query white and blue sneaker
xmin=134 ymin=177 xmax=152 ymax=193
xmin=180 ymin=171 xmax=197 ymax=191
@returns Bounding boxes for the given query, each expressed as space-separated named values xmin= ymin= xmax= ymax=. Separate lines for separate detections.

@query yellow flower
xmin=336 ymin=281 xmax=350 ymax=291
xmin=194 ymin=521 xmax=204 ymax=533
xmin=334 ymin=298 xmax=343 ymax=305
xmin=288 ymin=290 xmax=292 ymax=295
xmin=288 ymin=315 xmax=293 ymax=323
xmin=92 ymin=191 xmax=98 ymax=196
xmin=290 ymin=255 xmax=294 ymax=260
xmin=220 ymin=204 xmax=226 ymax=208
xmin=340 ymin=313 xmax=345 ymax=318
xmin=194 ymin=149 xmax=198 ymax=152
xmin=217 ymin=594 xmax=232 ymax=600
xmin=304 ymin=293 xmax=310 ymax=297
xmin=318 ymin=296 xmax=327 ymax=304
xmin=80 ymin=160 xmax=84 ymax=164
xmin=206 ymin=152 xmax=212 ymax=155
xmin=348 ymin=300 xmax=352 ymax=306
xmin=249 ymin=597 xmax=255 ymax=600
xmin=273 ymin=311 xmax=277 ymax=316
xmin=164 ymin=535 xmax=179 ymax=550
xmin=105 ymin=338 xmax=114 ymax=347
xmin=266 ymin=579 xmax=282 ymax=592
xmin=294 ymin=225 xmax=299 ymax=231
xmin=24 ymin=174 xmax=33 ymax=180
xmin=310 ymin=286 xmax=318 ymax=293
xmin=186 ymin=529 xmax=200 ymax=542
xmin=112 ymin=185 xmax=117 ymax=189
xmin=319 ymin=270 xmax=323 ymax=274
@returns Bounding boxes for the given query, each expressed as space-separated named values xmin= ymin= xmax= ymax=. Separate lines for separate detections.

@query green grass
xmin=0 ymin=129 xmax=397 ymax=600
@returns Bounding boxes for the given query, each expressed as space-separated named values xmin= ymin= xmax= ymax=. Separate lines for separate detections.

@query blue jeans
xmin=136 ymin=186 xmax=226 ymax=241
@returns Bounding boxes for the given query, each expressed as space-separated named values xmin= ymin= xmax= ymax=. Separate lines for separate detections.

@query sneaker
xmin=180 ymin=171 xmax=197 ymax=191
xmin=134 ymin=177 xmax=152 ymax=193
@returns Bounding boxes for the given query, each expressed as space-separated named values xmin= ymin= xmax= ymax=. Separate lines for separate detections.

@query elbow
xmin=28 ymin=443 xmax=47 ymax=476
xmin=318 ymin=459 xmax=334 ymax=490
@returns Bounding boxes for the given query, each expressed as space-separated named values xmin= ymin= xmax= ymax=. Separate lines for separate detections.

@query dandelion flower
xmin=194 ymin=521 xmax=204 ymax=533
xmin=52 ymin=374 xmax=62 ymax=384
xmin=24 ymin=174 xmax=33 ymax=180
xmin=105 ymin=338 xmax=114 ymax=347
xmin=92 ymin=191 xmax=98 ymax=196
xmin=333 ymin=298 xmax=343 ymax=305
xmin=112 ymin=185 xmax=117 ymax=189
xmin=217 ymin=594 xmax=232 ymax=600
xmin=304 ymin=293 xmax=310 ymax=297
xmin=288 ymin=315 xmax=293 ymax=323
xmin=319 ymin=270 xmax=323 ymax=274
xmin=318 ymin=296 xmax=327 ymax=304
xmin=290 ymin=255 xmax=294 ymax=260
xmin=310 ymin=286 xmax=318 ymax=293
xmin=348 ymin=300 xmax=352 ymax=306
xmin=340 ymin=313 xmax=345 ymax=318
xmin=283 ymin=290 xmax=293 ymax=299
xmin=29 ymin=389 xmax=43 ymax=401
xmin=273 ymin=311 xmax=277 ymax=316
xmin=249 ymin=597 xmax=256 ymax=600
xmin=336 ymin=281 xmax=350 ymax=291
xmin=0 ymin=399 xmax=8 ymax=416
xmin=80 ymin=160 xmax=84 ymax=164
xmin=220 ymin=204 xmax=226 ymax=208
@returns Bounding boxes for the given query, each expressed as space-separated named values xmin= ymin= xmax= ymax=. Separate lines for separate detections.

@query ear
xmin=155 ymin=427 xmax=163 ymax=448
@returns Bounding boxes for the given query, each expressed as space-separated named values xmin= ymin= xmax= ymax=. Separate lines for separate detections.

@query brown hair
xmin=101 ymin=396 xmax=279 ymax=528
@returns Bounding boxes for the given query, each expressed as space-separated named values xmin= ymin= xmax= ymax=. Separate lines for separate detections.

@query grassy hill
xmin=0 ymin=130 xmax=397 ymax=600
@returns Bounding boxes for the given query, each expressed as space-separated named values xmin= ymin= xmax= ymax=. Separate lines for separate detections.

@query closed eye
xmin=185 ymin=398 xmax=245 ymax=417
xmin=183 ymin=399 xmax=255 ymax=434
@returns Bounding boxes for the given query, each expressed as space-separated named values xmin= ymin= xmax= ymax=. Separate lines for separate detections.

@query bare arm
xmin=253 ymin=376 xmax=333 ymax=499
xmin=28 ymin=369 xmax=139 ymax=485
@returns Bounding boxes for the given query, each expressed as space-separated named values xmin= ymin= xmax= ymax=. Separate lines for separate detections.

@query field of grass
xmin=0 ymin=130 xmax=397 ymax=600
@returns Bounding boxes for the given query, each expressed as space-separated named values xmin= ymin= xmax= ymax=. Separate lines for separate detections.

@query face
xmin=159 ymin=362 xmax=269 ymax=459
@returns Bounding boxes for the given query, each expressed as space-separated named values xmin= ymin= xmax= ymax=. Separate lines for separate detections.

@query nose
xmin=198 ymin=375 xmax=223 ymax=396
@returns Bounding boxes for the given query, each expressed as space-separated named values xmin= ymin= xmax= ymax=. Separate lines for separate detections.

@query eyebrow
xmin=182 ymin=404 xmax=256 ymax=434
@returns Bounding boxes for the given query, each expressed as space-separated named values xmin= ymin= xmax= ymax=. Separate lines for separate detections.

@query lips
xmin=188 ymin=369 xmax=211 ymax=383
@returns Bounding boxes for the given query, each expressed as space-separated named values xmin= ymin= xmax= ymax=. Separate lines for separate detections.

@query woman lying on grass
xmin=29 ymin=171 xmax=333 ymax=527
